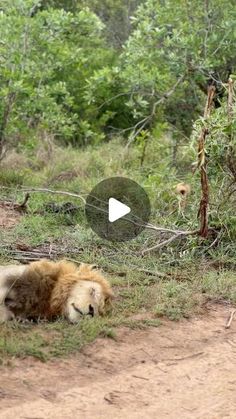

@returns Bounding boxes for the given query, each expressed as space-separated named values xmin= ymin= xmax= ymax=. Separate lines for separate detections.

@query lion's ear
xmin=79 ymin=263 xmax=95 ymax=274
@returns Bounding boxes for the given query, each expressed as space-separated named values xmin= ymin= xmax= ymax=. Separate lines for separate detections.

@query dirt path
xmin=1 ymin=304 xmax=236 ymax=418
xmin=0 ymin=205 xmax=21 ymax=229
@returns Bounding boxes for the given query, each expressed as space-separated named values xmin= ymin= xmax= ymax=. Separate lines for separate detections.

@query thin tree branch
xmin=227 ymin=78 xmax=234 ymax=122
xmin=141 ymin=229 xmax=198 ymax=255
xmin=197 ymin=85 xmax=215 ymax=237
xmin=126 ymin=74 xmax=185 ymax=147
xmin=20 ymin=187 xmax=197 ymax=238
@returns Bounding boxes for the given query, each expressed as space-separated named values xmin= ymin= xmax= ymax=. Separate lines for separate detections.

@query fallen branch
xmin=141 ymin=229 xmax=198 ymax=255
xmin=0 ymin=244 xmax=84 ymax=263
xmin=132 ymin=375 xmax=149 ymax=381
xmin=21 ymin=187 xmax=196 ymax=238
xmin=225 ymin=309 xmax=236 ymax=329
xmin=18 ymin=192 xmax=30 ymax=210
xmin=8 ymin=186 xmax=201 ymax=257
xmin=21 ymin=187 xmax=86 ymax=204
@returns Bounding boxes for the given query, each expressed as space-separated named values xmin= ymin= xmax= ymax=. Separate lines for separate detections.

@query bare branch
xmin=141 ymin=229 xmax=198 ymax=255
xmin=21 ymin=187 xmax=86 ymax=204
xmin=197 ymin=85 xmax=215 ymax=237
xmin=227 ymin=78 xmax=234 ymax=121
xmin=20 ymin=187 xmax=197 ymax=239
xmin=126 ymin=74 xmax=185 ymax=147
xmin=225 ymin=309 xmax=236 ymax=329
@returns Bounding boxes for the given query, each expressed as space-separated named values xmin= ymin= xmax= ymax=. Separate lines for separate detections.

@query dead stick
xmin=198 ymin=85 xmax=215 ymax=238
xmin=21 ymin=187 xmax=197 ymax=237
xmin=225 ymin=309 xmax=236 ymax=329
xmin=132 ymin=375 xmax=149 ymax=381
xmin=226 ymin=78 xmax=236 ymax=179
xmin=141 ymin=230 xmax=199 ymax=255
xmin=18 ymin=192 xmax=30 ymax=210
xmin=228 ymin=78 xmax=234 ymax=121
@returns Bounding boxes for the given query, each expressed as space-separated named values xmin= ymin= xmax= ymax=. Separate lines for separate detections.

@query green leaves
xmin=0 ymin=2 xmax=112 ymax=146
xmin=100 ymin=0 xmax=236 ymax=136
xmin=0 ymin=0 xmax=235 ymax=148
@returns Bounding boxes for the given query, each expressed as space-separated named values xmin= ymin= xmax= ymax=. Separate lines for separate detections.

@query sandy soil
xmin=0 ymin=304 xmax=236 ymax=418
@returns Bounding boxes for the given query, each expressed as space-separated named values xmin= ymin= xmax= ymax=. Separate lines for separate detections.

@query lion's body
xmin=0 ymin=260 xmax=113 ymax=323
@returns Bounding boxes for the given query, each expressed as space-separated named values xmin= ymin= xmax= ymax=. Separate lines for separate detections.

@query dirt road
xmin=1 ymin=304 xmax=236 ymax=418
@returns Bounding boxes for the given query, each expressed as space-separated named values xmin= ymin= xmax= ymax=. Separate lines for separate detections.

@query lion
xmin=0 ymin=260 xmax=113 ymax=323
xmin=175 ymin=182 xmax=191 ymax=214
xmin=175 ymin=182 xmax=191 ymax=197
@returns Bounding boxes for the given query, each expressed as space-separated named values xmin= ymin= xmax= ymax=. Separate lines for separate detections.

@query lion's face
xmin=65 ymin=280 xmax=107 ymax=323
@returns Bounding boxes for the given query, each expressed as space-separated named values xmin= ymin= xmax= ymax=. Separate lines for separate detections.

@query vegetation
xmin=0 ymin=0 xmax=236 ymax=360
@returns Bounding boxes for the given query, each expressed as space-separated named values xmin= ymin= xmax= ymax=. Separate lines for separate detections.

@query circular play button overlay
xmin=85 ymin=177 xmax=151 ymax=242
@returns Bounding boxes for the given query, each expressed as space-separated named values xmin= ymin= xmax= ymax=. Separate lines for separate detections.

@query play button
xmin=108 ymin=198 xmax=130 ymax=222
xmin=85 ymin=177 xmax=151 ymax=242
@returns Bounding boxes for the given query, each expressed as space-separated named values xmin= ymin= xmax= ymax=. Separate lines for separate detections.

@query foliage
xmin=88 ymin=0 xmax=236 ymax=139
xmin=191 ymin=78 xmax=236 ymax=240
xmin=42 ymin=0 xmax=144 ymax=47
xmin=122 ymin=0 xmax=236 ymax=130
xmin=0 ymin=0 xmax=113 ymax=150
xmin=1 ymin=132 xmax=236 ymax=359
xmin=0 ymin=0 xmax=235 ymax=149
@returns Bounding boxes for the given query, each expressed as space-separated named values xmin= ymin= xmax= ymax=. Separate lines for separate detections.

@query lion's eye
xmin=71 ymin=303 xmax=83 ymax=315
xmin=88 ymin=304 xmax=94 ymax=317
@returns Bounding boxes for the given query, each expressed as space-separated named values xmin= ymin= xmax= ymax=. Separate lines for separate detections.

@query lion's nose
xmin=89 ymin=304 xmax=94 ymax=317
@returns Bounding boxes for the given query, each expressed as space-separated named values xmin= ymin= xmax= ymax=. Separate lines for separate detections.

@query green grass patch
xmin=0 ymin=139 xmax=236 ymax=361
xmin=0 ymin=268 xmax=235 ymax=362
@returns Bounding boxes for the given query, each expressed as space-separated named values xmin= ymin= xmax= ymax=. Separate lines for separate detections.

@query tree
xmin=88 ymin=0 xmax=236 ymax=141
xmin=41 ymin=0 xmax=144 ymax=48
xmin=0 ymin=0 xmax=112 ymax=156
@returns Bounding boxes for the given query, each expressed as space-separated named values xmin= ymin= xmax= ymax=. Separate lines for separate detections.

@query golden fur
xmin=0 ymin=260 xmax=113 ymax=323
xmin=175 ymin=182 xmax=191 ymax=213
xmin=175 ymin=182 xmax=191 ymax=196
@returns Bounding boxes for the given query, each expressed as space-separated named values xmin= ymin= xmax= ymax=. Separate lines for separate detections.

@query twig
xmin=226 ymin=78 xmax=236 ymax=180
xmin=197 ymin=85 xmax=215 ymax=237
xmin=144 ymin=223 xmax=192 ymax=235
xmin=0 ymin=196 xmax=29 ymax=213
xmin=132 ymin=375 xmax=149 ymax=381
xmin=225 ymin=309 xmax=236 ymax=329
xmin=19 ymin=192 xmax=30 ymax=210
xmin=21 ymin=187 xmax=86 ymax=204
xmin=141 ymin=230 xmax=198 ymax=255
xmin=126 ymin=74 xmax=185 ymax=147
xmin=7 ymin=187 xmax=200 ymax=258
xmin=21 ymin=187 xmax=197 ymax=238
xmin=164 ymin=351 xmax=204 ymax=362
xmin=227 ymin=78 xmax=234 ymax=121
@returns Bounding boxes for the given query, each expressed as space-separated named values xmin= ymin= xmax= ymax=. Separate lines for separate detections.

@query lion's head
xmin=62 ymin=264 xmax=114 ymax=323
xmin=0 ymin=260 xmax=114 ymax=323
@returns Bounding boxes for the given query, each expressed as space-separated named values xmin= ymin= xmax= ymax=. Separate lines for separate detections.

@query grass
xmin=0 ymin=137 xmax=236 ymax=361
xmin=0 ymin=268 xmax=235 ymax=362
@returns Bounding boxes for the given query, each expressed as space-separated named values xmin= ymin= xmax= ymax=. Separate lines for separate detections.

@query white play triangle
xmin=108 ymin=197 xmax=131 ymax=222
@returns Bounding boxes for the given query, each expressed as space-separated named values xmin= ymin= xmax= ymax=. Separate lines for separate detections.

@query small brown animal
xmin=175 ymin=182 xmax=191 ymax=197
xmin=175 ymin=182 xmax=191 ymax=213
xmin=0 ymin=260 xmax=113 ymax=323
